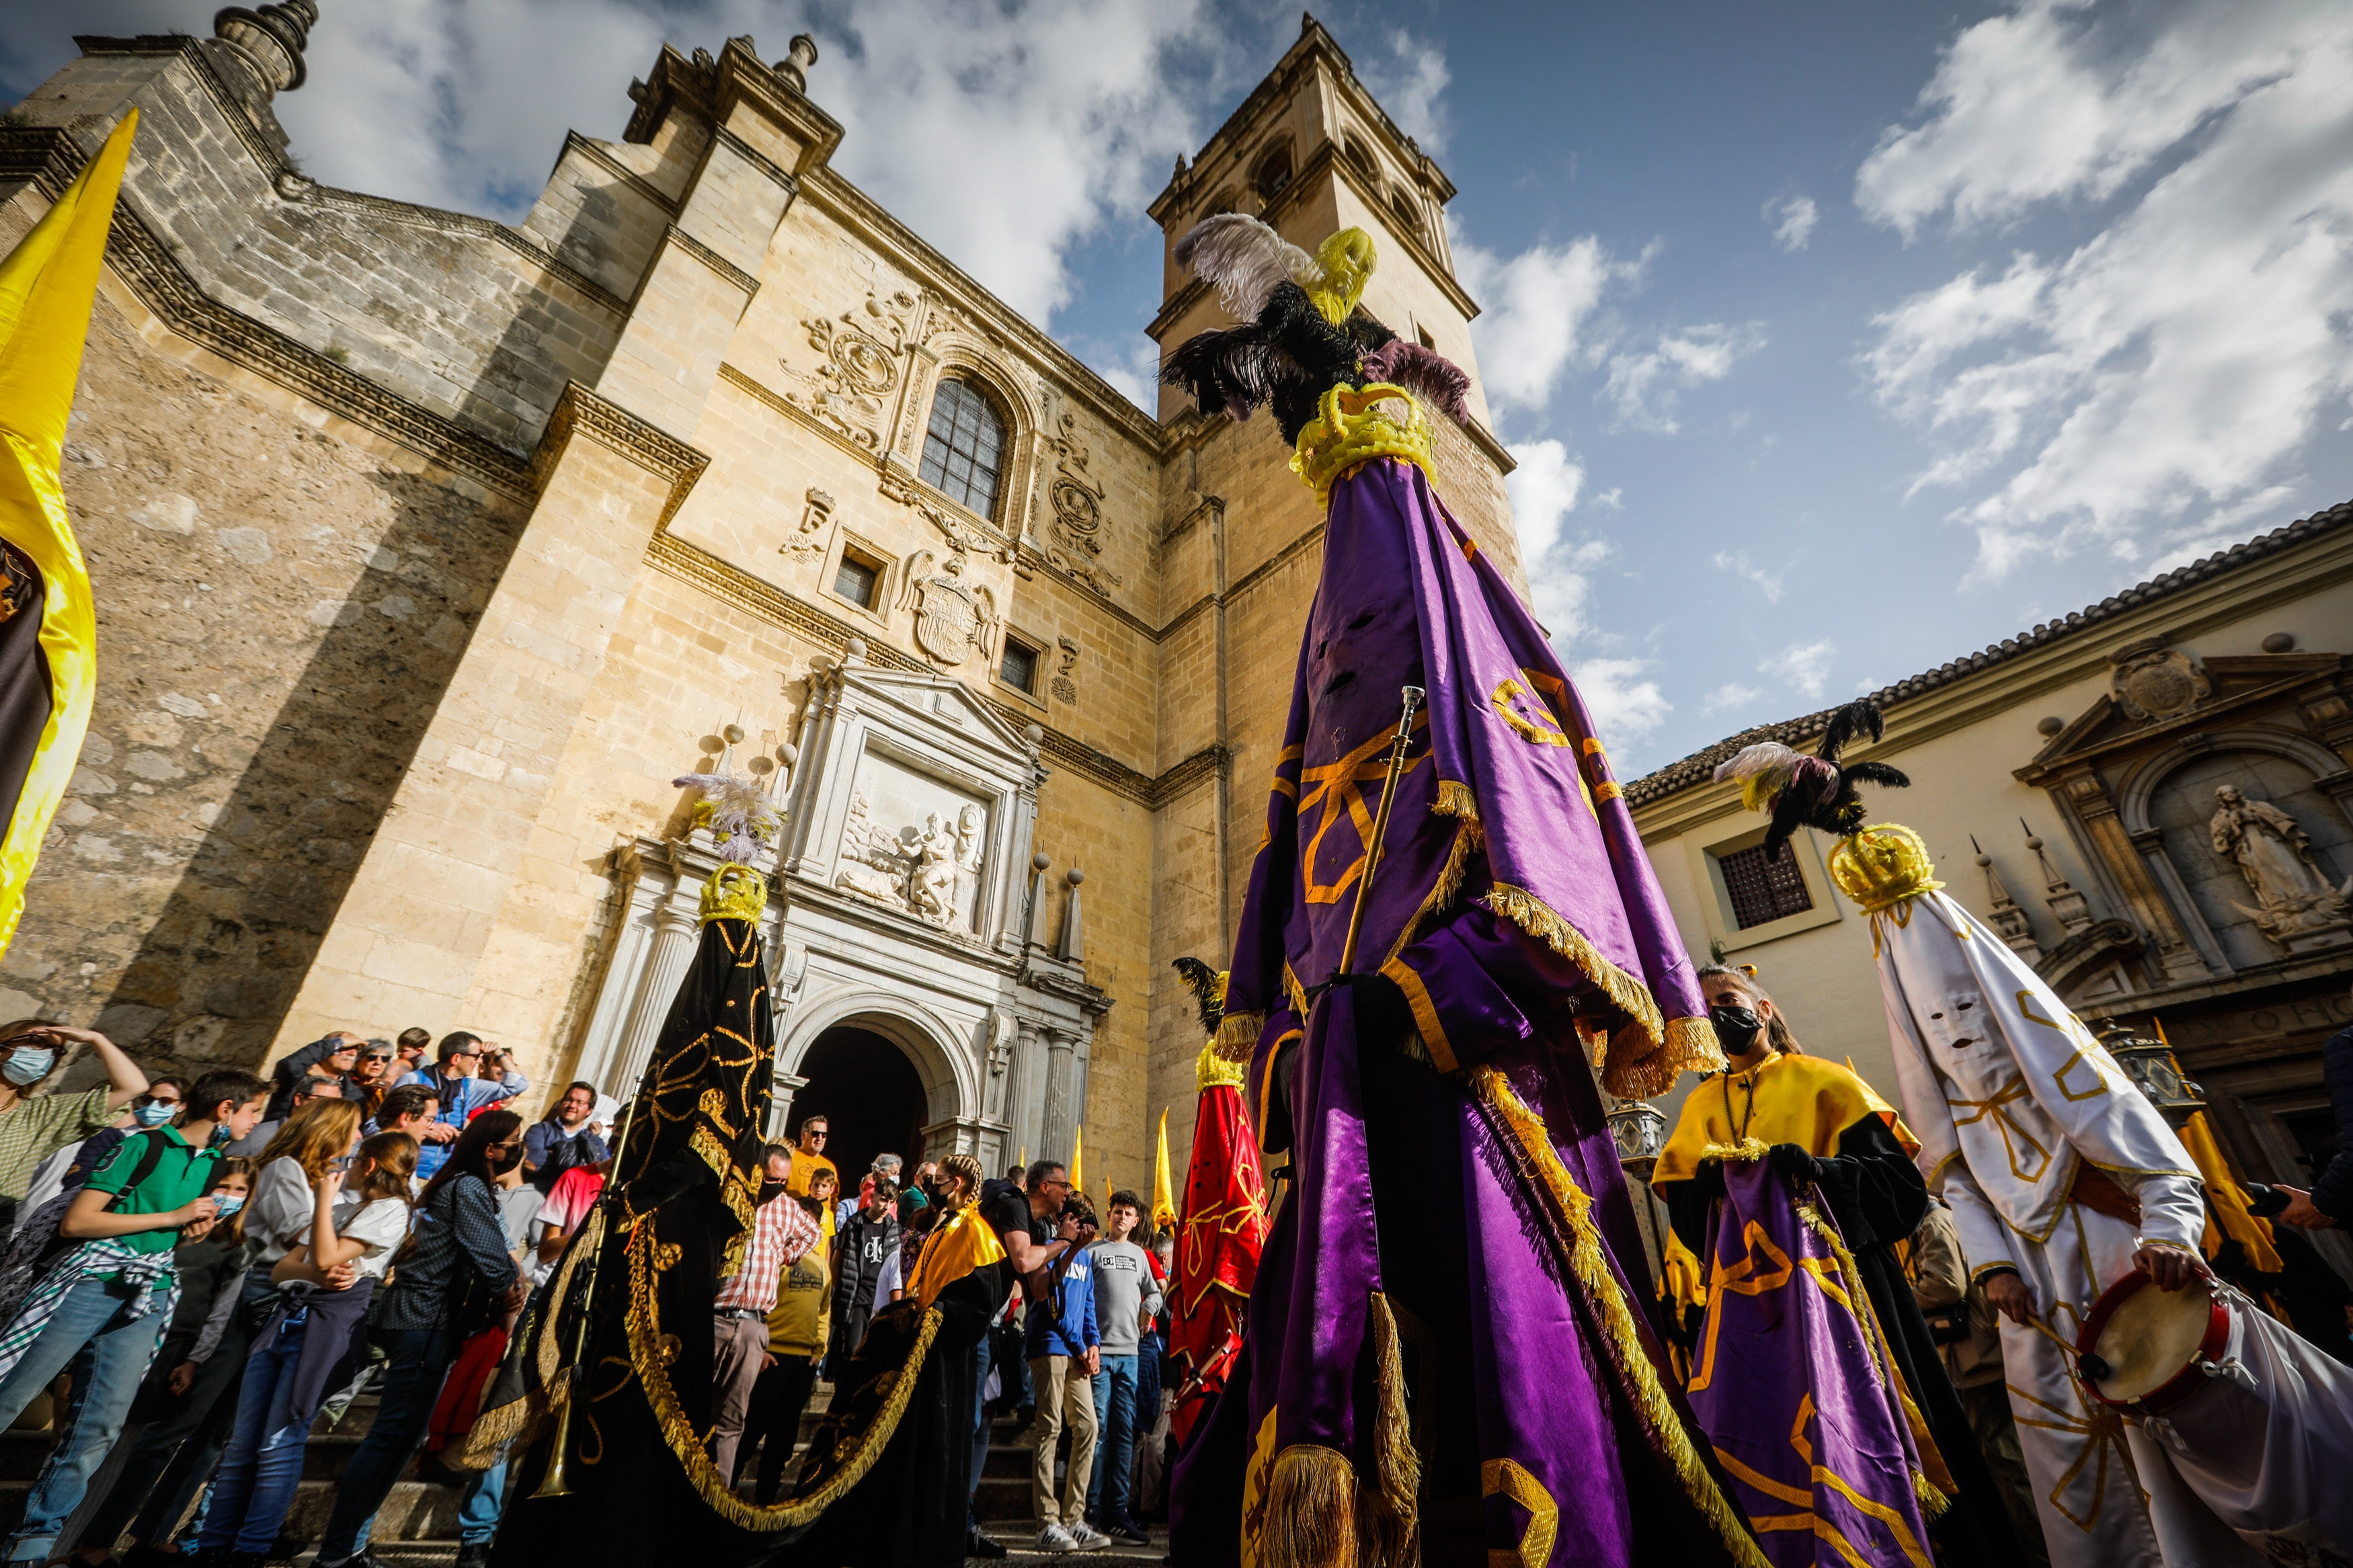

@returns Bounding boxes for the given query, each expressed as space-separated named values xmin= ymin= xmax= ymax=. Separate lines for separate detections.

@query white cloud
xmin=1857 ymin=2 xmax=2353 ymax=577
xmin=191 ymin=0 xmax=1237 ymax=327
xmin=1591 ymin=487 xmax=1624 ymax=510
xmin=1504 ymin=439 xmax=1584 ymax=559
xmin=1766 ymin=194 xmax=1819 ymax=251
xmin=1529 ymin=539 xmax=1613 ymax=645
xmin=1455 ymin=233 xmax=1645 ymax=413
xmin=1763 ymin=638 xmax=1836 ymax=699
xmin=1711 ymin=549 xmax=1784 ymax=603
xmin=1570 ymin=657 xmax=1673 ymax=751
xmin=1357 ymin=28 xmax=1450 ymax=153
xmin=1704 ymin=682 xmax=1763 ymax=714
xmin=1603 ymin=323 xmax=1765 ymax=434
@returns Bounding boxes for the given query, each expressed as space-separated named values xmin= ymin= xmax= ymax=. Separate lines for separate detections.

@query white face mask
xmin=3 ymin=1047 xmax=55 ymax=1087
xmin=1920 ymin=991 xmax=1986 ymax=1053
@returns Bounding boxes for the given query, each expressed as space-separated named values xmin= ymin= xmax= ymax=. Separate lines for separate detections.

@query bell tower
xmin=1142 ymin=15 xmax=1524 ymax=1175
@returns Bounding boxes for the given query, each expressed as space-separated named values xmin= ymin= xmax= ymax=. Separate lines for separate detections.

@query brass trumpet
xmin=530 ymin=1089 xmax=645 ymax=1499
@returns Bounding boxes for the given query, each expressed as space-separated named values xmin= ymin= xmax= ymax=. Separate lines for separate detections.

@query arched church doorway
xmin=788 ymin=1026 xmax=929 ymax=1196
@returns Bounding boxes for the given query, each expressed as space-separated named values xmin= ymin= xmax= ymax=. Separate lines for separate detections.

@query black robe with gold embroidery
xmin=491 ymin=911 xmax=779 ymax=1566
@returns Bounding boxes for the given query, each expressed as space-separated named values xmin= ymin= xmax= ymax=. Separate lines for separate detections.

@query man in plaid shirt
xmin=712 ymin=1143 xmax=823 ymax=1478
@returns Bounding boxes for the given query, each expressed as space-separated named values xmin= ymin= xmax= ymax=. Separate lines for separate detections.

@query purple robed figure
xmin=1167 ymin=451 xmax=1757 ymax=1568
xmin=1685 ymin=1155 xmax=1939 ymax=1568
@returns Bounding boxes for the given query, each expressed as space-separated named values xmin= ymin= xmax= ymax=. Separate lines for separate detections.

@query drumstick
xmin=2015 ymin=1309 xmax=2111 ymax=1380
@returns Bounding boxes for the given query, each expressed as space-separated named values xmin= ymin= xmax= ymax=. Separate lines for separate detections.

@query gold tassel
xmin=1913 ymin=1468 xmax=1952 ymax=1518
xmin=1261 ymin=1445 xmax=1360 ymax=1568
xmin=1433 ymin=779 xmax=1481 ymax=824
xmin=1365 ymin=1292 xmax=1422 ymax=1568
xmin=1471 ymin=1067 xmax=1771 ymax=1568
xmin=1214 ymin=1009 xmax=1268 ymax=1063
xmin=1700 ymin=1138 xmax=1772 ymax=1165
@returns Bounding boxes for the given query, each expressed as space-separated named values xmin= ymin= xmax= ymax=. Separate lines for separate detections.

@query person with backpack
xmin=0 ymin=1020 xmax=151 ymax=1237
xmin=21 ymin=1077 xmax=188 ymax=1217
xmin=193 ymin=1130 xmax=417 ymax=1564
xmin=0 ymin=1067 xmax=268 ymax=1563
xmin=65 ymin=1156 xmax=256 ymax=1568
xmin=311 ymin=1112 xmax=526 ymax=1568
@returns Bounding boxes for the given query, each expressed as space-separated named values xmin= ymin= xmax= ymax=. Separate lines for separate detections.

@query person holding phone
xmin=0 ymin=1067 xmax=269 ymax=1563
xmin=0 ymin=1020 xmax=150 ymax=1233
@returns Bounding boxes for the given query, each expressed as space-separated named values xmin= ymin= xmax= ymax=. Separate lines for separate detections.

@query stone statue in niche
xmin=2208 ymin=784 xmax=2353 ymax=950
xmin=910 ymin=812 xmax=959 ymax=925
xmin=952 ymin=803 xmax=986 ymax=915
xmin=898 ymin=549 xmax=999 ymax=667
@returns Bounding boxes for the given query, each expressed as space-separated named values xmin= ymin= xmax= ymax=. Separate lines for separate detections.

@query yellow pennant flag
xmin=0 ymin=110 xmax=136 ymax=958
xmin=1071 ymin=1125 xmax=1084 ymax=1201
xmin=1152 ymin=1106 xmax=1177 ymax=1233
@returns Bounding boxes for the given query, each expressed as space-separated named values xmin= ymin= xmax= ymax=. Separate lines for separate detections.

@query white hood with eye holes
xmin=1872 ymin=888 xmax=2198 ymax=1244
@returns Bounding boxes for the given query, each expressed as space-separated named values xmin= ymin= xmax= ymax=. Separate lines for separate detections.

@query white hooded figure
xmin=1834 ymin=825 xmax=2264 ymax=1568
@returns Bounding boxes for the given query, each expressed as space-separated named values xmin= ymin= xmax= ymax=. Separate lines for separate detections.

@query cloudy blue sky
xmin=7 ymin=1 xmax=2350 ymax=772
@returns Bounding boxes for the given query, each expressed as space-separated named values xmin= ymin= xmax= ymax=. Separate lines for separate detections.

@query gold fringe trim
xmin=1213 ymin=1009 xmax=1267 ymax=1065
xmin=1484 ymin=882 xmax=1671 ymax=1098
xmin=1385 ymin=795 xmax=1482 ymax=969
xmin=1794 ymin=1198 xmax=1958 ymax=1502
xmin=1913 ymin=1467 xmax=1952 ymax=1519
xmin=1433 ymin=780 xmax=1480 ymax=824
xmin=1366 ymin=1292 xmax=1422 ymax=1568
xmin=1283 ymin=964 xmax=1312 ymax=1025
xmin=1471 ymin=1067 xmax=1769 ymax=1568
xmin=1261 ymin=1444 xmax=1360 ymax=1568
xmin=624 ymin=1218 xmax=941 ymax=1528
xmin=450 ymin=1208 xmax=609 ymax=1470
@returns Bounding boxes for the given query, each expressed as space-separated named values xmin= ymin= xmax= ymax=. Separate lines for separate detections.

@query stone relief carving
xmin=779 ymin=487 xmax=833 ymax=555
xmin=1052 ymin=637 xmax=1079 ymax=704
xmin=1041 ymin=407 xmax=1122 ymax=598
xmin=832 ymin=790 xmax=990 ymax=936
xmin=877 ymin=468 xmax=1015 ymax=563
xmin=897 ymin=549 xmax=999 ymax=667
xmin=2111 ymin=641 xmax=2211 ymax=723
xmin=2208 ymin=784 xmax=2352 ymax=950
xmin=781 ymin=288 xmax=919 ymax=451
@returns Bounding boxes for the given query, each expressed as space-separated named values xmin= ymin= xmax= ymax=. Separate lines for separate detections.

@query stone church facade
xmin=0 ymin=11 xmax=1523 ymax=1192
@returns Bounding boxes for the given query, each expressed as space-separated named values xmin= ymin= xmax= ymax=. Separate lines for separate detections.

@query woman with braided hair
xmin=1654 ymin=964 xmax=2021 ymax=1566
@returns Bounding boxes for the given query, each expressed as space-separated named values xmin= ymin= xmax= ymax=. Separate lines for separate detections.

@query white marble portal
xmin=566 ymin=651 xmax=1108 ymax=1169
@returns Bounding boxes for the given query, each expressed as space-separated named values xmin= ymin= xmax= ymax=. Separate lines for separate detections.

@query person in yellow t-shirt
xmin=734 ymin=1182 xmax=834 ymax=1505
xmin=783 ymin=1113 xmax=838 ymax=1243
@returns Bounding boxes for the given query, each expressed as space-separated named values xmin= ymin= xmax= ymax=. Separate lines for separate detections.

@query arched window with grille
xmin=918 ymin=375 xmax=1006 ymax=520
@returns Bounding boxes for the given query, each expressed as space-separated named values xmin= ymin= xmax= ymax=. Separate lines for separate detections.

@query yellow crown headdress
xmin=699 ymin=862 xmax=769 ymax=924
xmin=1825 ymin=824 xmax=1944 ymax=915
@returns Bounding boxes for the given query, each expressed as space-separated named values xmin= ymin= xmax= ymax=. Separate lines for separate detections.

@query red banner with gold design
xmin=1170 ymin=1056 xmax=1267 ymax=1444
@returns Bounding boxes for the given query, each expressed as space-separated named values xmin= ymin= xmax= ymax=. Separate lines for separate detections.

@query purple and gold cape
xmin=1685 ymin=1153 xmax=1940 ymax=1568
xmin=1170 ymin=444 xmax=1752 ymax=1568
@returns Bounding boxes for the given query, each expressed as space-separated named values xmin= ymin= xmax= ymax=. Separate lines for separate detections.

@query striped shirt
xmin=715 ymin=1196 xmax=820 ymax=1315
xmin=0 ymin=1085 xmax=117 ymax=1202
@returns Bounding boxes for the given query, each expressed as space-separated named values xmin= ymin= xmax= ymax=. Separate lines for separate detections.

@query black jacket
xmin=2313 ymin=1025 xmax=2353 ymax=1220
xmin=833 ymin=1206 xmax=902 ymax=1316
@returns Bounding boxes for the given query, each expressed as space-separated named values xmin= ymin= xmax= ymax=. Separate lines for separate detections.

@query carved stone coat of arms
xmin=898 ymin=550 xmax=998 ymax=667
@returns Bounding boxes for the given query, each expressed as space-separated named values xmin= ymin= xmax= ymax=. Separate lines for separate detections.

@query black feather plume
xmin=1761 ymin=699 xmax=1909 ymax=862
xmin=1172 ymin=956 xmax=1226 ymax=1038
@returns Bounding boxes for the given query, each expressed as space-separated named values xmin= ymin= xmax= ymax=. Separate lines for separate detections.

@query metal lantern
xmin=2098 ymin=1022 xmax=2204 ymax=1127
xmin=1606 ymin=1098 xmax=1671 ymax=1178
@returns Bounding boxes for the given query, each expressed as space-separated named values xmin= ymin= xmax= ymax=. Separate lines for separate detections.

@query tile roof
xmin=1623 ymin=498 xmax=2353 ymax=809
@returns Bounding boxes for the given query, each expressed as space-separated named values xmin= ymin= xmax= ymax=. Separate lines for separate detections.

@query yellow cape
xmin=0 ymin=111 xmax=136 ymax=958
xmin=904 ymin=1198 xmax=1008 ymax=1311
xmin=1653 ymin=1050 xmax=1918 ymax=1187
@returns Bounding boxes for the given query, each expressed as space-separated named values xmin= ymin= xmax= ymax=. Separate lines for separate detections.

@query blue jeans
xmin=0 ymin=1276 xmax=169 ymax=1561
xmin=965 ymin=1329 xmax=992 ymax=1532
xmin=1088 ymin=1354 xmax=1138 ymax=1524
xmin=460 ymin=1457 xmax=508 ymax=1543
xmin=197 ymin=1312 xmax=319 ymax=1553
xmin=315 ymin=1327 xmax=457 ymax=1561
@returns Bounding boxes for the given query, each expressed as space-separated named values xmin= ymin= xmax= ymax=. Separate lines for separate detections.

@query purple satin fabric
xmin=1687 ymin=1160 xmax=1932 ymax=1568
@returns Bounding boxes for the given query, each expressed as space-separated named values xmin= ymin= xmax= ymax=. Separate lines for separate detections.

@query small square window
xmin=999 ymin=638 xmax=1039 ymax=694
xmin=1717 ymin=843 xmax=1814 ymax=930
xmin=833 ymin=550 xmax=881 ymax=610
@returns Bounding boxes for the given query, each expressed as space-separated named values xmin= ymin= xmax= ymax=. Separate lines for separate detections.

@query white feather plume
xmin=673 ymin=769 xmax=783 ymax=864
xmin=1712 ymin=741 xmax=1803 ymax=788
xmin=1172 ymin=212 xmax=1314 ymax=321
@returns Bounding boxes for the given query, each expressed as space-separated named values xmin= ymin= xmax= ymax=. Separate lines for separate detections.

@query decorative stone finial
xmin=213 ymin=0 xmax=319 ymax=97
xmin=774 ymin=34 xmax=819 ymax=93
xmin=842 ymin=636 xmax=867 ymax=665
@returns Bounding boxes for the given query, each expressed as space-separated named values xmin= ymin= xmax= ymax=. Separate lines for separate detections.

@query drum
xmin=2075 ymin=1270 xmax=2231 ymax=1413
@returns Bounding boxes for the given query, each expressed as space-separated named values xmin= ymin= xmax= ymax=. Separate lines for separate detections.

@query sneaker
xmin=1035 ymin=1525 xmax=1079 ymax=1553
xmin=1070 ymin=1524 xmax=1114 ymax=1551
xmin=1109 ymin=1520 xmax=1151 ymax=1546
xmin=966 ymin=1532 xmax=1008 ymax=1560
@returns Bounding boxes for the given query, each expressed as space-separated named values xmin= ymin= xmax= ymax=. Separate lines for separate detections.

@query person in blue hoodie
xmin=398 ymin=1032 xmax=527 ymax=1182
xmin=1023 ymin=1199 xmax=1107 ymax=1554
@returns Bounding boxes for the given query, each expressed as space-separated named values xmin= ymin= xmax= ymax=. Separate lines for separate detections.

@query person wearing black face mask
xmin=1651 ymin=966 xmax=2022 ymax=1568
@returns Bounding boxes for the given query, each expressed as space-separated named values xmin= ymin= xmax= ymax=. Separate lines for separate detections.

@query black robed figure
xmin=480 ymin=856 xmax=1015 ymax=1568
xmin=486 ymin=861 xmax=786 ymax=1564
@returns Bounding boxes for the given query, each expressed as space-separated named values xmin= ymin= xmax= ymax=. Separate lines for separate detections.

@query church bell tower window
xmin=920 ymin=376 xmax=1007 ymax=521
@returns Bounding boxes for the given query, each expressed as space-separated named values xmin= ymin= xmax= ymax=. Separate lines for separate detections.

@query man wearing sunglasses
xmin=399 ymin=1032 xmax=529 ymax=1180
